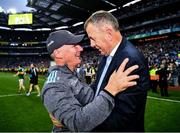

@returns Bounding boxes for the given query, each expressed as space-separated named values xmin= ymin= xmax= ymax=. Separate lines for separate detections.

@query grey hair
xmin=84 ymin=10 xmax=119 ymax=31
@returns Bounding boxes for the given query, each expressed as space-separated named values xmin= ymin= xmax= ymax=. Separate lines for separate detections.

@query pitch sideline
xmin=0 ymin=92 xmax=37 ymax=98
xmin=0 ymin=93 xmax=180 ymax=103
xmin=147 ymin=96 xmax=180 ymax=103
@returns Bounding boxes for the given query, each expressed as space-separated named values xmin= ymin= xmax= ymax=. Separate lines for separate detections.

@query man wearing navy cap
xmin=41 ymin=30 xmax=139 ymax=132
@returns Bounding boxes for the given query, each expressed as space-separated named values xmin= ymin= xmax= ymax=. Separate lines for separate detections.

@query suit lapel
xmin=99 ymin=41 xmax=124 ymax=91
xmin=99 ymin=56 xmax=116 ymax=91
xmin=96 ymin=37 xmax=126 ymax=92
xmin=96 ymin=56 xmax=107 ymax=82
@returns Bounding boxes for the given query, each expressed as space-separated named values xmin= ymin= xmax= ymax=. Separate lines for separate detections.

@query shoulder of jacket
xmin=46 ymin=70 xmax=77 ymax=85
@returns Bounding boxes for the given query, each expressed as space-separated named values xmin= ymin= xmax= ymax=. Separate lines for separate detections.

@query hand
xmin=105 ymin=58 xmax=139 ymax=96
xmin=49 ymin=113 xmax=64 ymax=128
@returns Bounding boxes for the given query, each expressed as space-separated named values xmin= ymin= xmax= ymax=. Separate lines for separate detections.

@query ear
xmin=105 ymin=27 xmax=113 ymax=41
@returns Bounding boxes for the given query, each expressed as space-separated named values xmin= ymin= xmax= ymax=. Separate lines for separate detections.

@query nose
xmin=90 ymin=40 xmax=96 ymax=48
xmin=90 ymin=43 xmax=96 ymax=48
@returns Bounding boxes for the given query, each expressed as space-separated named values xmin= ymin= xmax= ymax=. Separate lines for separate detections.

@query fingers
xmin=126 ymin=75 xmax=139 ymax=81
xmin=125 ymin=81 xmax=138 ymax=87
xmin=122 ymin=75 xmax=139 ymax=89
xmin=118 ymin=81 xmax=138 ymax=93
xmin=124 ymin=65 xmax=139 ymax=76
xmin=116 ymin=58 xmax=129 ymax=73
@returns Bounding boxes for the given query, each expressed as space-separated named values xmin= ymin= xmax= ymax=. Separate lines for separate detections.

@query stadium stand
xmin=0 ymin=0 xmax=180 ymax=131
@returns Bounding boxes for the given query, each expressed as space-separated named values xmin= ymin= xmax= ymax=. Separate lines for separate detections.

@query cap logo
xmin=47 ymin=40 xmax=54 ymax=47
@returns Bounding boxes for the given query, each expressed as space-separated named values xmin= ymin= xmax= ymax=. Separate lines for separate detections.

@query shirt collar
xmin=109 ymin=41 xmax=121 ymax=57
xmin=48 ymin=65 xmax=73 ymax=74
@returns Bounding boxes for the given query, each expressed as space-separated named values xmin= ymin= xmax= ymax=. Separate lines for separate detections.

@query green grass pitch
xmin=0 ymin=72 xmax=180 ymax=131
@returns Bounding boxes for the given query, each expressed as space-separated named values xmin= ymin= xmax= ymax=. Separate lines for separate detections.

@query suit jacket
xmin=91 ymin=37 xmax=150 ymax=132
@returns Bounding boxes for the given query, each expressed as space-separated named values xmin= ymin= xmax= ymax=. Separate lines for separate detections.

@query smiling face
xmin=85 ymin=23 xmax=112 ymax=56
xmin=59 ymin=44 xmax=83 ymax=70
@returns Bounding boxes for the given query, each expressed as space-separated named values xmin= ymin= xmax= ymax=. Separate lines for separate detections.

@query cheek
xmin=97 ymin=36 xmax=106 ymax=47
xmin=97 ymin=41 xmax=106 ymax=49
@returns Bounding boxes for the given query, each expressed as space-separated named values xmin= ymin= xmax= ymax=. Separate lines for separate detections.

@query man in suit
xmin=84 ymin=10 xmax=150 ymax=132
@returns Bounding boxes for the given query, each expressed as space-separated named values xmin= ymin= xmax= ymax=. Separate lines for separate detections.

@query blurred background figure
xmin=14 ymin=65 xmax=26 ymax=93
xmin=178 ymin=65 xmax=180 ymax=86
xmin=84 ymin=63 xmax=92 ymax=84
xmin=84 ymin=63 xmax=95 ymax=84
xmin=26 ymin=63 xmax=41 ymax=97
xmin=76 ymin=63 xmax=86 ymax=83
xmin=156 ymin=63 xmax=171 ymax=97
xmin=149 ymin=64 xmax=159 ymax=93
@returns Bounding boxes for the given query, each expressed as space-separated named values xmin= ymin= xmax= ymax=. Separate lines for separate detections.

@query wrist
xmin=105 ymin=84 xmax=117 ymax=96
xmin=103 ymin=89 xmax=115 ymax=98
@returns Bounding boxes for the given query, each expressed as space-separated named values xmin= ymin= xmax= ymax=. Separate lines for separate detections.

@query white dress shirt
xmin=95 ymin=42 xmax=121 ymax=96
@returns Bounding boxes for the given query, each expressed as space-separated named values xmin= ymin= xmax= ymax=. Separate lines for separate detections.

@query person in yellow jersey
xmin=149 ymin=64 xmax=159 ymax=93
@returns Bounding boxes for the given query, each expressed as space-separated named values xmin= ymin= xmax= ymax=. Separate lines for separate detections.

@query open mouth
xmin=76 ymin=54 xmax=80 ymax=57
xmin=75 ymin=55 xmax=81 ymax=60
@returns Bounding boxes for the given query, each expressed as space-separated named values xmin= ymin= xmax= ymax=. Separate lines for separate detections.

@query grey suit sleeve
xmin=42 ymin=84 xmax=114 ymax=132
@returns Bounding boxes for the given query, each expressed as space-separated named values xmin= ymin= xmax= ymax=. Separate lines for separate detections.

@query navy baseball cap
xmin=46 ymin=30 xmax=85 ymax=55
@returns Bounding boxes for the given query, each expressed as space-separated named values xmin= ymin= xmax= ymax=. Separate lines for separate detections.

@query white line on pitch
xmin=0 ymin=92 xmax=37 ymax=98
xmin=147 ymin=96 xmax=180 ymax=103
xmin=0 ymin=93 xmax=180 ymax=103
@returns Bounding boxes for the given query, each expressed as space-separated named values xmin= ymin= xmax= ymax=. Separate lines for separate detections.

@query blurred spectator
xmin=156 ymin=63 xmax=171 ymax=96
xmin=14 ymin=65 xmax=26 ymax=93
xmin=26 ymin=63 xmax=41 ymax=97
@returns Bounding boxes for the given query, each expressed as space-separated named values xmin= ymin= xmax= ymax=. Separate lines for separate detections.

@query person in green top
xmin=14 ymin=65 xmax=26 ymax=93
